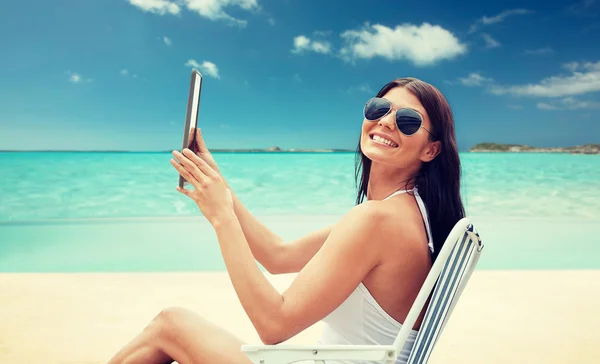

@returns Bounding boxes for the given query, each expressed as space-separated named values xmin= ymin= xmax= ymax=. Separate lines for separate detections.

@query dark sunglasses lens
xmin=364 ymin=99 xmax=391 ymax=120
xmin=396 ymin=109 xmax=422 ymax=135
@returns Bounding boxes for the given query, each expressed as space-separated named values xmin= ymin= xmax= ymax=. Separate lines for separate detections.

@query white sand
xmin=1 ymin=270 xmax=599 ymax=363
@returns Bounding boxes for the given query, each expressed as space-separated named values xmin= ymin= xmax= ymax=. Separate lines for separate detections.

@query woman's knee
xmin=151 ymin=306 xmax=194 ymax=339
xmin=156 ymin=306 xmax=192 ymax=323
xmin=145 ymin=306 xmax=249 ymax=363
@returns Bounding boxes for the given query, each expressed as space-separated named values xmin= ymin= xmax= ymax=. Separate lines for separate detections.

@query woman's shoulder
xmin=353 ymin=198 xmax=429 ymax=251
xmin=357 ymin=196 xmax=420 ymax=222
xmin=325 ymin=202 xmax=396 ymax=249
xmin=341 ymin=200 xmax=406 ymax=232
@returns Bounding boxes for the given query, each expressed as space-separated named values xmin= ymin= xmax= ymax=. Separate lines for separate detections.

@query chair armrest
xmin=241 ymin=344 xmax=397 ymax=364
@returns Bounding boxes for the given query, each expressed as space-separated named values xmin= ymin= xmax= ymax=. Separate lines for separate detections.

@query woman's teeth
xmin=372 ymin=135 xmax=398 ymax=147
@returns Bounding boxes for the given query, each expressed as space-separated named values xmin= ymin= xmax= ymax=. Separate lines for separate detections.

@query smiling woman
xmin=356 ymin=78 xmax=465 ymax=263
xmin=2 ymin=1 xmax=600 ymax=362
xmin=106 ymin=78 xmax=465 ymax=364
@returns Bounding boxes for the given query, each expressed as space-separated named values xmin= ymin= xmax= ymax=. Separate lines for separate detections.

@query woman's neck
xmin=366 ymin=162 xmax=419 ymax=201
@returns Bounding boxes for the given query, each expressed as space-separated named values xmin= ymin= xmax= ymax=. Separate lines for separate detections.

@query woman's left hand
xmin=170 ymin=148 xmax=234 ymax=226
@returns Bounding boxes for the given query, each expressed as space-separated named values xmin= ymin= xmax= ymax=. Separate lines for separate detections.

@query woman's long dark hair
xmin=354 ymin=77 xmax=465 ymax=262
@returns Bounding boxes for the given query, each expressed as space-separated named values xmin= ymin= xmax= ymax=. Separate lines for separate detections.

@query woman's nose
xmin=378 ymin=111 xmax=396 ymax=131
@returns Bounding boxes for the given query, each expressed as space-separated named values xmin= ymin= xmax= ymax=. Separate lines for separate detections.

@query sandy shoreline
xmin=1 ymin=270 xmax=599 ymax=363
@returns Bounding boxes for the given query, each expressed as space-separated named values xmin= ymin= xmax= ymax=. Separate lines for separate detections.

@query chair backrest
xmin=392 ymin=217 xmax=484 ymax=364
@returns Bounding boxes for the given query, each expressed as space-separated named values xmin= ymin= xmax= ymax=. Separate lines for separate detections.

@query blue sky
xmin=0 ymin=0 xmax=599 ymax=151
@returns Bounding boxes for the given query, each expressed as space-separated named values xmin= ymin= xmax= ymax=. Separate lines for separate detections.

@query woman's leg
xmin=107 ymin=306 xmax=252 ymax=364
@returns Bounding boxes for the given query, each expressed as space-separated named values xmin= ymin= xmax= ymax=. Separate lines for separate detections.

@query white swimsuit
xmin=316 ymin=187 xmax=434 ymax=364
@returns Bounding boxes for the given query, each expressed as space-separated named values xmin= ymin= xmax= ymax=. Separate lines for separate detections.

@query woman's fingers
xmin=195 ymin=128 xmax=208 ymax=152
xmin=170 ymin=158 xmax=193 ymax=181
xmin=193 ymin=129 xmax=221 ymax=172
xmin=172 ymin=150 xmax=202 ymax=175
xmin=182 ymin=148 xmax=218 ymax=178
xmin=170 ymin=155 xmax=202 ymax=188
xmin=176 ymin=186 xmax=192 ymax=196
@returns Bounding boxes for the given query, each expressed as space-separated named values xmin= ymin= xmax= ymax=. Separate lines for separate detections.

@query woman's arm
xmin=228 ymin=190 xmax=333 ymax=274
xmin=192 ymin=129 xmax=332 ymax=274
xmin=212 ymin=202 xmax=391 ymax=345
xmin=274 ymin=224 xmax=334 ymax=274
xmin=171 ymin=149 xmax=394 ymax=345
xmin=228 ymin=191 xmax=285 ymax=272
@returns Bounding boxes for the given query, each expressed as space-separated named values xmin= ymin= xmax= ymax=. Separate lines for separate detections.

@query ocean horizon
xmin=2 ymin=151 xmax=599 ymax=221
xmin=1 ymin=151 xmax=599 ymax=272
xmin=2 ymin=141 xmax=599 ymax=154
xmin=2 ymin=146 xmax=599 ymax=153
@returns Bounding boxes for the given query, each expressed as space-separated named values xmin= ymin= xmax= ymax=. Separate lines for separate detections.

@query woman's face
xmin=360 ymin=86 xmax=438 ymax=168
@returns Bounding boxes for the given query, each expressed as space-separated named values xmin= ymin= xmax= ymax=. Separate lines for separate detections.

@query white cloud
xmin=185 ymin=59 xmax=220 ymax=79
xmin=293 ymin=73 xmax=302 ymax=83
xmin=293 ymin=35 xmax=310 ymax=50
xmin=562 ymin=61 xmax=600 ymax=72
xmin=459 ymin=73 xmax=494 ymax=86
xmin=537 ymin=97 xmax=600 ymax=110
xmin=339 ymin=23 xmax=467 ymax=66
xmin=292 ymin=35 xmax=331 ymax=54
xmin=347 ymin=83 xmax=373 ymax=94
xmin=469 ymin=8 xmax=533 ymax=33
xmin=163 ymin=36 xmax=172 ymax=46
xmin=489 ymin=61 xmax=600 ymax=97
xmin=199 ymin=61 xmax=219 ymax=78
xmin=508 ymin=104 xmax=524 ymax=110
xmin=67 ymin=71 xmax=91 ymax=84
xmin=537 ymin=102 xmax=557 ymax=110
xmin=482 ymin=33 xmax=500 ymax=48
xmin=537 ymin=102 xmax=558 ymax=110
xmin=127 ymin=0 xmax=180 ymax=15
xmin=291 ymin=23 xmax=465 ymax=66
xmin=523 ymin=47 xmax=554 ymax=55
xmin=185 ymin=59 xmax=201 ymax=69
xmin=268 ymin=18 xmax=275 ymax=26
xmin=127 ymin=0 xmax=259 ymax=27
xmin=563 ymin=62 xmax=580 ymax=72
xmin=340 ymin=23 xmax=467 ymax=66
xmin=120 ymin=69 xmax=137 ymax=78
xmin=183 ymin=0 xmax=259 ymax=27
xmin=311 ymin=41 xmax=331 ymax=54
xmin=481 ymin=9 xmax=533 ymax=24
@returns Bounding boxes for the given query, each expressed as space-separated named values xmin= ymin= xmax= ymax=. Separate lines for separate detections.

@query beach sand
xmin=1 ymin=270 xmax=599 ymax=363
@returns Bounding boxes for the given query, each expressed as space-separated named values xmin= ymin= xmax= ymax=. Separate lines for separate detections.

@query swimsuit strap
xmin=382 ymin=189 xmax=414 ymax=201
xmin=382 ymin=187 xmax=435 ymax=254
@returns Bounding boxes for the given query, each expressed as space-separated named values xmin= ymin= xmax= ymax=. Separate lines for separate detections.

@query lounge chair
xmin=242 ymin=217 xmax=484 ymax=364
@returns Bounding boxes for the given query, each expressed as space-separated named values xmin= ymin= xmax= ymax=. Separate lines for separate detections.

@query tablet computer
xmin=179 ymin=69 xmax=203 ymax=188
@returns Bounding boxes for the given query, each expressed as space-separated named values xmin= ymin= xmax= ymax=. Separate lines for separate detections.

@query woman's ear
xmin=420 ymin=140 xmax=441 ymax=162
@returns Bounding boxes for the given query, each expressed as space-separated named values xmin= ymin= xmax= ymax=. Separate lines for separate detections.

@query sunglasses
xmin=363 ymin=97 xmax=433 ymax=137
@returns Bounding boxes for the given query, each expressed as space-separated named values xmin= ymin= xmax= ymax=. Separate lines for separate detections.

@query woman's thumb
xmin=195 ymin=128 xmax=207 ymax=150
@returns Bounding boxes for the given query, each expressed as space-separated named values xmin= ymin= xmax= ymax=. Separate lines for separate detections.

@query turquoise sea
xmin=1 ymin=151 xmax=599 ymax=271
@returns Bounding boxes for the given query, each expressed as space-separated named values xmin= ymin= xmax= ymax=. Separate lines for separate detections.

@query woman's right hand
xmin=191 ymin=128 xmax=222 ymax=175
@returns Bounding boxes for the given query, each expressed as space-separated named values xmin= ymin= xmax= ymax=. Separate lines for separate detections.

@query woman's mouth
xmin=370 ymin=134 xmax=398 ymax=148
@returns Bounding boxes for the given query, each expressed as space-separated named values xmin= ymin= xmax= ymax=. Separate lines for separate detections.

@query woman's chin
xmin=362 ymin=145 xmax=395 ymax=163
